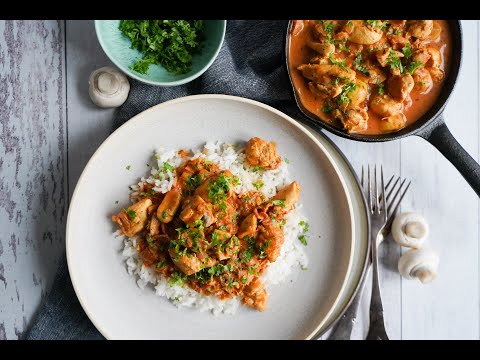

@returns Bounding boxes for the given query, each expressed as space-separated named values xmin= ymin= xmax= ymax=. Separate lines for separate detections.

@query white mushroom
xmin=391 ymin=212 xmax=429 ymax=248
xmin=88 ymin=67 xmax=130 ymax=108
xmin=398 ymin=247 xmax=439 ymax=284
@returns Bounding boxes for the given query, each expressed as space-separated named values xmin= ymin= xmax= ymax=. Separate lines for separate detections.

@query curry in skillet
xmin=289 ymin=20 xmax=451 ymax=134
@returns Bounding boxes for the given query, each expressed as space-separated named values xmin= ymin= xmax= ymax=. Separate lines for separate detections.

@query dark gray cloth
xmin=25 ymin=20 xmax=306 ymax=340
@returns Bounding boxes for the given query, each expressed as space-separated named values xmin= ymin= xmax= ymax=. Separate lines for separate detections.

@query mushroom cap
xmin=88 ymin=67 xmax=130 ymax=108
xmin=392 ymin=212 xmax=429 ymax=248
xmin=398 ymin=247 xmax=439 ymax=284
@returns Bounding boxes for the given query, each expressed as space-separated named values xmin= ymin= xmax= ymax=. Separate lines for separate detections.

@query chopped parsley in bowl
xmin=95 ymin=20 xmax=226 ymax=86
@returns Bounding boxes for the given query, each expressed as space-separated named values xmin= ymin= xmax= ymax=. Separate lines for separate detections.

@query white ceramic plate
xmin=67 ymin=95 xmax=358 ymax=339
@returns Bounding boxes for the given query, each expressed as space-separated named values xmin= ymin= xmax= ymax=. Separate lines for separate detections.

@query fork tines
xmin=361 ymin=165 xmax=411 ymax=221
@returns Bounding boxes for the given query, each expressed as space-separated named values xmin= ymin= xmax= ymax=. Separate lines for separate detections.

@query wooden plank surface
xmin=0 ymin=19 xmax=479 ymax=340
xmin=400 ymin=20 xmax=479 ymax=340
xmin=0 ymin=20 xmax=66 ymax=340
xmin=65 ymin=20 xmax=116 ymax=198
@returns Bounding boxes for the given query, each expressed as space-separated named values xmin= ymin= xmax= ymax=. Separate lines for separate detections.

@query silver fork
xmin=328 ymin=166 xmax=410 ymax=340
xmin=366 ymin=165 xmax=410 ymax=340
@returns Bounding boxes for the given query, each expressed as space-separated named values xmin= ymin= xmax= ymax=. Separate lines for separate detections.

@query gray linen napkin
xmin=25 ymin=20 xmax=308 ymax=340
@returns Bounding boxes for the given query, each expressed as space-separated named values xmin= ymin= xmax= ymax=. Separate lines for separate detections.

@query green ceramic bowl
xmin=95 ymin=20 xmax=226 ymax=86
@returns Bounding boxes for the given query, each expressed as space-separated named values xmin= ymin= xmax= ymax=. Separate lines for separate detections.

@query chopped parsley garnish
xmin=185 ymin=174 xmax=203 ymax=189
xmin=169 ymin=272 xmax=187 ymax=287
xmin=241 ymin=236 xmax=256 ymax=263
xmin=334 ymin=82 xmax=357 ymax=107
xmin=338 ymin=42 xmax=350 ymax=53
xmin=298 ymin=220 xmax=310 ymax=246
xmin=402 ymin=42 xmax=413 ymax=60
xmin=271 ymin=199 xmax=286 ymax=207
xmin=119 ymin=20 xmax=205 ymax=75
xmin=207 ymin=173 xmax=237 ymax=211
xmin=253 ymin=181 xmax=264 ymax=190
xmin=226 ymin=278 xmax=238 ymax=288
xmin=406 ymin=61 xmax=423 ymax=75
xmin=353 ymin=52 xmax=370 ymax=77
xmin=124 ymin=209 xmax=136 ymax=221
xmin=329 ymin=54 xmax=348 ymax=71
xmin=317 ymin=20 xmax=335 ymax=44
xmin=388 ymin=49 xmax=404 ymax=73
xmin=365 ymin=20 xmax=378 ymax=28
xmin=322 ymin=104 xmax=334 ymax=114
xmin=161 ymin=211 xmax=168 ymax=220
xmin=146 ymin=235 xmax=155 ymax=248
xmin=252 ymin=166 xmax=264 ymax=173
xmin=376 ymin=78 xmax=385 ymax=95
xmin=258 ymin=240 xmax=271 ymax=259
xmin=156 ymin=261 xmax=167 ymax=268
xmin=163 ymin=162 xmax=175 ymax=173
xmin=126 ymin=165 xmax=131 ymax=170
xmin=284 ymin=158 xmax=290 ymax=164
xmin=241 ymin=277 xmax=248 ymax=284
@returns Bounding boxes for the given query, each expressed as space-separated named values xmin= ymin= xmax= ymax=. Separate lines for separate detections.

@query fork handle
xmin=366 ymin=239 xmax=389 ymax=340
xmin=328 ymin=266 xmax=371 ymax=340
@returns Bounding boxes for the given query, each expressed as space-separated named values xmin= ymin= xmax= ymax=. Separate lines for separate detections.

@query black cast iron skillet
xmin=286 ymin=20 xmax=480 ymax=196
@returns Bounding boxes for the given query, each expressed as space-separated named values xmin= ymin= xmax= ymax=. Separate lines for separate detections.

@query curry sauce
xmin=288 ymin=20 xmax=451 ymax=135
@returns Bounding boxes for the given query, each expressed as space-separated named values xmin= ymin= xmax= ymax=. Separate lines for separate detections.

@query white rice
xmin=120 ymin=141 xmax=309 ymax=315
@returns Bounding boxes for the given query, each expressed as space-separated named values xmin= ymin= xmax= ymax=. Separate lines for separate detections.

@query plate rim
xmin=66 ymin=94 xmax=357 ymax=339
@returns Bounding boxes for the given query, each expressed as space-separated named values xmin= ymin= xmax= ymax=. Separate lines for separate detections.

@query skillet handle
xmin=419 ymin=116 xmax=480 ymax=197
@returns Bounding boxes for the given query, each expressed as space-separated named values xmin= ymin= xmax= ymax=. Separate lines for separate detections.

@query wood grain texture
xmin=400 ymin=20 xmax=479 ymax=339
xmin=0 ymin=20 xmax=479 ymax=340
xmin=0 ymin=20 xmax=66 ymax=339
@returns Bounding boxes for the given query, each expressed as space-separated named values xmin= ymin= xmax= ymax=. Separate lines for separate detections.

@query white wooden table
xmin=0 ymin=20 xmax=478 ymax=340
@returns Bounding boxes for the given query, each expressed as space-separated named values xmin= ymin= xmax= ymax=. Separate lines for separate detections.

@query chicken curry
xmin=112 ymin=137 xmax=300 ymax=311
xmin=288 ymin=20 xmax=451 ymax=134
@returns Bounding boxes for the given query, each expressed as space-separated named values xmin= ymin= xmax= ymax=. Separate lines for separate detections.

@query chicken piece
xmin=213 ymin=232 xmax=239 ymax=261
xmin=376 ymin=48 xmax=404 ymax=68
xmin=257 ymin=221 xmax=284 ymax=263
xmin=157 ymin=187 xmax=181 ymax=223
xmin=387 ymin=73 xmax=414 ymax=101
xmin=309 ymin=80 xmax=342 ymax=98
xmin=243 ymin=277 xmax=267 ymax=311
xmin=388 ymin=34 xmax=409 ymax=50
xmin=427 ymin=21 xmax=442 ymax=41
xmin=195 ymin=171 xmax=236 ymax=205
xmin=407 ymin=20 xmax=433 ymax=40
xmin=379 ymin=113 xmax=407 ymax=132
xmin=367 ymin=67 xmax=387 ymax=85
xmin=149 ymin=215 xmax=160 ymax=236
xmin=169 ymin=249 xmax=201 ymax=275
xmin=238 ymin=213 xmax=258 ymax=239
xmin=245 ymin=137 xmax=282 ymax=170
xmin=291 ymin=20 xmax=304 ymax=37
xmin=423 ymin=46 xmax=444 ymax=81
xmin=389 ymin=20 xmax=407 ymax=30
xmin=307 ymin=42 xmax=334 ymax=57
xmin=339 ymin=107 xmax=369 ymax=133
xmin=298 ymin=63 xmax=356 ymax=85
xmin=370 ymin=94 xmax=403 ymax=117
xmin=179 ymin=195 xmax=215 ymax=227
xmin=347 ymin=80 xmax=368 ymax=107
xmin=271 ymin=181 xmax=301 ymax=211
xmin=348 ymin=20 xmax=383 ymax=45
xmin=139 ymin=246 xmax=160 ymax=267
xmin=314 ymin=20 xmax=341 ymax=38
xmin=309 ymin=56 xmax=330 ymax=65
xmin=413 ymin=67 xmax=433 ymax=93
xmin=112 ymin=198 xmax=153 ymax=237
